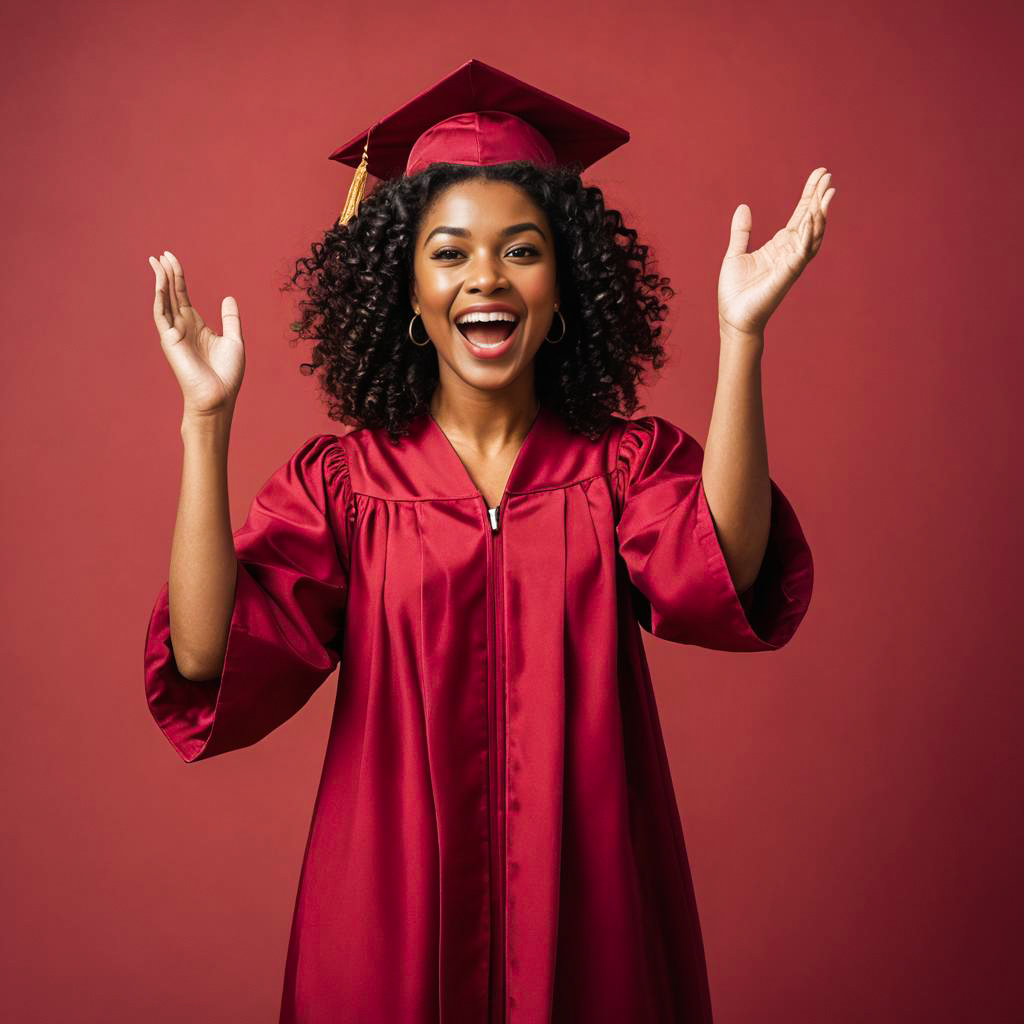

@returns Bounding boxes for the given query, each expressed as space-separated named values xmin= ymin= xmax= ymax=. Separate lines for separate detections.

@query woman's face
xmin=410 ymin=179 xmax=559 ymax=397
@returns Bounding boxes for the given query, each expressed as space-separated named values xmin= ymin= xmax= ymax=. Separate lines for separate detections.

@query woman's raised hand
xmin=149 ymin=250 xmax=245 ymax=417
xmin=717 ymin=167 xmax=836 ymax=341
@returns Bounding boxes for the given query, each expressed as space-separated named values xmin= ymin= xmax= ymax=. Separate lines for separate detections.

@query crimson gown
xmin=143 ymin=404 xmax=813 ymax=1024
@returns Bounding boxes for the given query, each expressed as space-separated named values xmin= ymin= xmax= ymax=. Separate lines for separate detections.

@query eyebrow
xmin=423 ymin=221 xmax=547 ymax=247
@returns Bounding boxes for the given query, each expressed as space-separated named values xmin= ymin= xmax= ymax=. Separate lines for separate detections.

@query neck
xmin=429 ymin=381 xmax=541 ymax=453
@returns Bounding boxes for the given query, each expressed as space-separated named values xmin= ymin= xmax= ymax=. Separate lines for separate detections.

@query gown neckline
xmin=425 ymin=402 xmax=548 ymax=510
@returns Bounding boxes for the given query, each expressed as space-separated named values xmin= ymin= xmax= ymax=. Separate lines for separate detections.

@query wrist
xmin=180 ymin=407 xmax=234 ymax=443
xmin=719 ymin=318 xmax=764 ymax=352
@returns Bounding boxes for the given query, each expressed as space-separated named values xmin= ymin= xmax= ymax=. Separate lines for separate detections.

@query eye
xmin=429 ymin=244 xmax=540 ymax=261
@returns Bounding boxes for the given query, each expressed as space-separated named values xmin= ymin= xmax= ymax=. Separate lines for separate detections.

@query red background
xmin=2 ymin=0 xmax=1021 ymax=1020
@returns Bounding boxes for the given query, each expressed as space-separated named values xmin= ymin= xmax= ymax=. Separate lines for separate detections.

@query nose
xmin=465 ymin=251 xmax=509 ymax=293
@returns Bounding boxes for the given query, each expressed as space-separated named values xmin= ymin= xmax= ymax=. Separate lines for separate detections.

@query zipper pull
xmin=487 ymin=505 xmax=500 ymax=533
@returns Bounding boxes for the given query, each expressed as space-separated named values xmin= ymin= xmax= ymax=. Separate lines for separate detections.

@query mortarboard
xmin=329 ymin=58 xmax=630 ymax=226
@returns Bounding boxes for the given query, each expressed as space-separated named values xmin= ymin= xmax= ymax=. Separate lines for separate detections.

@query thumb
xmin=221 ymin=295 xmax=242 ymax=342
xmin=725 ymin=203 xmax=752 ymax=258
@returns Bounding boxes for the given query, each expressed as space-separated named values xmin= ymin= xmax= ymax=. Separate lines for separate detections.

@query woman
xmin=144 ymin=59 xmax=831 ymax=1024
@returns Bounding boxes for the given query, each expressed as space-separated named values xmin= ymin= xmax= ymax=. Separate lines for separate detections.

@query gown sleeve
xmin=143 ymin=432 xmax=353 ymax=762
xmin=614 ymin=415 xmax=813 ymax=652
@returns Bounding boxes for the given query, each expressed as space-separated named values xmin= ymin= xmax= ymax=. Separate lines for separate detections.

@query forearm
xmin=168 ymin=411 xmax=238 ymax=680
xmin=701 ymin=323 xmax=771 ymax=593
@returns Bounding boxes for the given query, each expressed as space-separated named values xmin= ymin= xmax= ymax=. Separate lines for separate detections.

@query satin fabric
xmin=144 ymin=404 xmax=814 ymax=1023
xmin=328 ymin=59 xmax=630 ymax=181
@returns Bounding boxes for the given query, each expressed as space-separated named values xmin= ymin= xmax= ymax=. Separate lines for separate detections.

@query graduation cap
xmin=329 ymin=58 xmax=630 ymax=225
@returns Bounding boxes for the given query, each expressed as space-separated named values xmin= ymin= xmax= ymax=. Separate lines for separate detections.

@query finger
xmin=808 ymin=190 xmax=834 ymax=256
xmin=809 ymin=180 xmax=833 ymax=238
xmin=149 ymin=257 xmax=173 ymax=333
xmin=160 ymin=253 xmax=181 ymax=322
xmin=725 ymin=203 xmax=752 ymax=257
xmin=164 ymin=249 xmax=193 ymax=310
xmin=810 ymin=166 xmax=829 ymax=189
xmin=798 ymin=208 xmax=814 ymax=253
xmin=809 ymin=180 xmax=825 ymax=239
xmin=816 ymin=171 xmax=832 ymax=200
xmin=785 ymin=167 xmax=830 ymax=232
xmin=221 ymin=295 xmax=243 ymax=343
xmin=806 ymin=201 xmax=829 ymax=257
xmin=810 ymin=171 xmax=831 ymax=229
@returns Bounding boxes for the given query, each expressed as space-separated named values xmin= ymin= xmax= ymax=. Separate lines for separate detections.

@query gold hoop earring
xmin=408 ymin=312 xmax=431 ymax=347
xmin=545 ymin=309 xmax=567 ymax=344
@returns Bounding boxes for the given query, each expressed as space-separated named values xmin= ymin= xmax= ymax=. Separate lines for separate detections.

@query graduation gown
xmin=143 ymin=404 xmax=814 ymax=1024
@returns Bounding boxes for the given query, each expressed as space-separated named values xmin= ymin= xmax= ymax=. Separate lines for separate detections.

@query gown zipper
xmin=486 ymin=501 xmax=506 ymax=1024
xmin=424 ymin=406 xmax=539 ymax=1022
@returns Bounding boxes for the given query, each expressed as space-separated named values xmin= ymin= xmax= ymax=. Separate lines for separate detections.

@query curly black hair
xmin=281 ymin=160 xmax=675 ymax=442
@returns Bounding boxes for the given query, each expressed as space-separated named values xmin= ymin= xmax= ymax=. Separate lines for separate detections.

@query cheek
xmin=519 ymin=271 xmax=558 ymax=334
xmin=416 ymin=276 xmax=459 ymax=320
xmin=520 ymin=264 xmax=557 ymax=305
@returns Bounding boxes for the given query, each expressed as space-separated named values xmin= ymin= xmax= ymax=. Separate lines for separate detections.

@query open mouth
xmin=455 ymin=318 xmax=520 ymax=348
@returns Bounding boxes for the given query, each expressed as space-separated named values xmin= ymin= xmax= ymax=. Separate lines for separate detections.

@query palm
xmin=717 ymin=167 xmax=836 ymax=338
xmin=149 ymin=251 xmax=245 ymax=415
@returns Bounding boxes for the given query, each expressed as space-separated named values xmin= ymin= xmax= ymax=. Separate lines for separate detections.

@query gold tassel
xmin=338 ymin=129 xmax=372 ymax=227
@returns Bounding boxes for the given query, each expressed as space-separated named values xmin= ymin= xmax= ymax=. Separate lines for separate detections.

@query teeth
xmin=455 ymin=310 xmax=518 ymax=325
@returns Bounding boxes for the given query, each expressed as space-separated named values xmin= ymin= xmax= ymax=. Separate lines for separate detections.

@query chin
xmin=456 ymin=365 xmax=522 ymax=391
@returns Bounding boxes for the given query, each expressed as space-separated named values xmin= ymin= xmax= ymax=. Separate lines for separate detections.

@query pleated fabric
xmin=144 ymin=405 xmax=813 ymax=1023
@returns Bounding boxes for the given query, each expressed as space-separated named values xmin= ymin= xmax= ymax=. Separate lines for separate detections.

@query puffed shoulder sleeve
xmin=143 ymin=433 xmax=353 ymax=762
xmin=614 ymin=415 xmax=813 ymax=651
